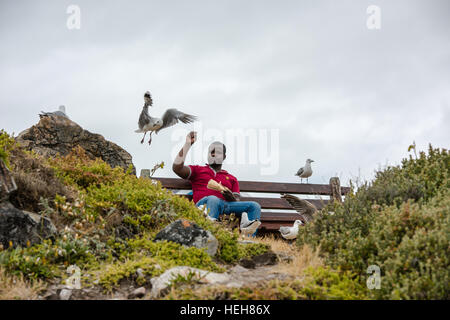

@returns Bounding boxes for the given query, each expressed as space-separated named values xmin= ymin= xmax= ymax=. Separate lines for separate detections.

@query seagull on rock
xmin=239 ymin=212 xmax=261 ymax=236
xmin=39 ymin=105 xmax=69 ymax=119
xmin=135 ymin=91 xmax=197 ymax=145
xmin=295 ymin=159 xmax=314 ymax=183
xmin=279 ymin=220 xmax=303 ymax=240
xmin=281 ymin=193 xmax=318 ymax=223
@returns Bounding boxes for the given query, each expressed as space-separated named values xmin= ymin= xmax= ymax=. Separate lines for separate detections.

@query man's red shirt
xmin=187 ymin=164 xmax=240 ymax=204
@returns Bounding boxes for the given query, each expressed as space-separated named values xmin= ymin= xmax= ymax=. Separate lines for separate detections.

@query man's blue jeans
xmin=196 ymin=195 xmax=261 ymax=232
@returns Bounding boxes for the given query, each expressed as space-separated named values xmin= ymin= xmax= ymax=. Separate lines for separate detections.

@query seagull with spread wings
xmin=135 ymin=91 xmax=197 ymax=145
xmin=281 ymin=193 xmax=318 ymax=223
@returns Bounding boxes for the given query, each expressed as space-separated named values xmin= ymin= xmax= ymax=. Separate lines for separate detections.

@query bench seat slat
xmin=260 ymin=212 xmax=304 ymax=221
xmin=177 ymin=194 xmax=328 ymax=210
xmin=240 ymin=197 xmax=328 ymax=210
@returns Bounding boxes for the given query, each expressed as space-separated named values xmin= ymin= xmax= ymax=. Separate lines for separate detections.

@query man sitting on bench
xmin=172 ymin=131 xmax=261 ymax=235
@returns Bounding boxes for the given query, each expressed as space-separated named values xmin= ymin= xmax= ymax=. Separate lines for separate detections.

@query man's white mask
xmin=208 ymin=143 xmax=225 ymax=165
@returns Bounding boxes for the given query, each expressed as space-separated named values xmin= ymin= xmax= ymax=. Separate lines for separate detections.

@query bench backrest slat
xmin=152 ymin=177 xmax=349 ymax=195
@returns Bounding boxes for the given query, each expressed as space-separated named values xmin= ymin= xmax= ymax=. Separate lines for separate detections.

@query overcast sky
xmin=1 ymin=0 xmax=449 ymax=187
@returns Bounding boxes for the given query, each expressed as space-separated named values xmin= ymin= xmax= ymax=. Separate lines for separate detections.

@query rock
xmin=59 ymin=289 xmax=72 ymax=300
xmin=238 ymin=258 xmax=256 ymax=269
xmin=16 ymin=116 xmax=135 ymax=175
xmin=150 ymin=266 xmax=229 ymax=298
xmin=253 ymin=252 xmax=278 ymax=266
xmin=0 ymin=160 xmax=17 ymax=202
xmin=238 ymin=252 xmax=278 ymax=269
xmin=229 ymin=265 xmax=249 ymax=273
xmin=0 ymin=201 xmax=57 ymax=248
xmin=128 ymin=287 xmax=146 ymax=299
xmin=154 ymin=219 xmax=219 ymax=256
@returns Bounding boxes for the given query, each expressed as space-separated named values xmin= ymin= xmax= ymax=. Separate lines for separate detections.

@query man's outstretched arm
xmin=172 ymin=131 xmax=197 ymax=179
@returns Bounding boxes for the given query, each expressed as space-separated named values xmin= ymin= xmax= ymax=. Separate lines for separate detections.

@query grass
xmin=0 ymin=267 xmax=46 ymax=300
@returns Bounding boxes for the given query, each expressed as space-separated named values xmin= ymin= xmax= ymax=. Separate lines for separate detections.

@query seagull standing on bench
xmin=135 ymin=91 xmax=197 ymax=145
xmin=295 ymin=159 xmax=314 ymax=183
xmin=279 ymin=220 xmax=303 ymax=240
xmin=281 ymin=193 xmax=317 ymax=223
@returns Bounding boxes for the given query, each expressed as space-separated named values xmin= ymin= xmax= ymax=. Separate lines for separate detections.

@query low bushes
xmin=297 ymin=145 xmax=449 ymax=299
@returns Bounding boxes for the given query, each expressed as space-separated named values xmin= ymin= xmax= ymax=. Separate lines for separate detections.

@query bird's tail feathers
xmin=135 ymin=129 xmax=143 ymax=133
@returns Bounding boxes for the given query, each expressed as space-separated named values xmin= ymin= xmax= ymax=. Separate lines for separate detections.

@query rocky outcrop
xmin=16 ymin=116 xmax=135 ymax=174
xmin=0 ymin=159 xmax=17 ymax=202
xmin=0 ymin=201 xmax=57 ymax=249
xmin=0 ymin=159 xmax=57 ymax=249
xmin=154 ymin=219 xmax=219 ymax=256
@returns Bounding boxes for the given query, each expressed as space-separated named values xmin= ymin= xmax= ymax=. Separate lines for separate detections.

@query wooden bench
xmin=145 ymin=172 xmax=350 ymax=233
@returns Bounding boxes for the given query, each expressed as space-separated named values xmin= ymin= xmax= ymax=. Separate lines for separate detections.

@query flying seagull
xmin=279 ymin=220 xmax=303 ymax=240
xmin=281 ymin=193 xmax=318 ymax=223
xmin=39 ymin=105 xmax=69 ymax=119
xmin=295 ymin=159 xmax=314 ymax=183
xmin=240 ymin=212 xmax=261 ymax=236
xmin=135 ymin=91 xmax=197 ymax=145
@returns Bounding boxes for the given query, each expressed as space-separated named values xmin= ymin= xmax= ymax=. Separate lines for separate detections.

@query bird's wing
xmin=296 ymin=167 xmax=304 ymax=176
xmin=279 ymin=226 xmax=291 ymax=235
xmin=281 ymin=193 xmax=318 ymax=218
xmin=156 ymin=108 xmax=197 ymax=133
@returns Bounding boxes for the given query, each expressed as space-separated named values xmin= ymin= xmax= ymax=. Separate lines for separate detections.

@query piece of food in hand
xmin=207 ymin=179 xmax=231 ymax=193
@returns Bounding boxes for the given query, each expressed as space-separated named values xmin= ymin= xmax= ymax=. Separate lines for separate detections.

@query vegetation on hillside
xmin=0 ymin=132 xmax=268 ymax=297
xmin=297 ymin=144 xmax=449 ymax=299
xmin=1 ymin=129 xmax=448 ymax=299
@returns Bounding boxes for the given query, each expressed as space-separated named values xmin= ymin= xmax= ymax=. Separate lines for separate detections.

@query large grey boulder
xmin=16 ymin=116 xmax=135 ymax=175
xmin=154 ymin=219 xmax=219 ymax=256
xmin=0 ymin=201 xmax=57 ymax=248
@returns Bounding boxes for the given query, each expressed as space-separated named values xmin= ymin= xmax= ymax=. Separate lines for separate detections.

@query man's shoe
xmin=198 ymin=204 xmax=208 ymax=216
xmin=240 ymin=219 xmax=261 ymax=235
xmin=206 ymin=215 xmax=219 ymax=222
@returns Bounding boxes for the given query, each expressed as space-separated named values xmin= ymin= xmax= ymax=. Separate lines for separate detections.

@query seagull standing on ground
xmin=281 ymin=193 xmax=318 ymax=223
xmin=39 ymin=105 xmax=69 ymax=119
xmin=135 ymin=91 xmax=197 ymax=145
xmin=279 ymin=220 xmax=303 ymax=240
xmin=295 ymin=159 xmax=314 ymax=183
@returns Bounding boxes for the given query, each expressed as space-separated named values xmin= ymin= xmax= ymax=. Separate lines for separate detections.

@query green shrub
xmin=48 ymin=146 xmax=128 ymax=189
xmin=298 ymin=267 xmax=368 ymax=300
xmin=96 ymin=237 xmax=224 ymax=290
xmin=297 ymin=144 xmax=450 ymax=299
xmin=0 ymin=129 xmax=17 ymax=168
xmin=357 ymin=144 xmax=449 ymax=207
xmin=165 ymin=266 xmax=367 ymax=300
xmin=98 ymin=256 xmax=164 ymax=291
xmin=0 ymin=235 xmax=95 ymax=280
